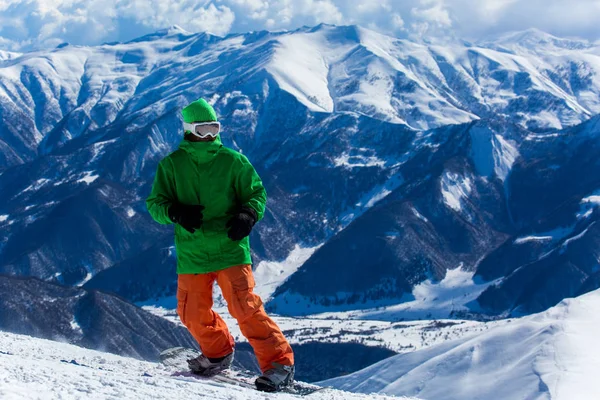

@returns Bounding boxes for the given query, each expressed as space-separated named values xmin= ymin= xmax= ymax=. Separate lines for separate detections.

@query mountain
xmin=488 ymin=28 xmax=594 ymax=52
xmin=1 ymin=24 xmax=600 ymax=318
xmin=83 ymin=240 xmax=177 ymax=302
xmin=268 ymin=115 xmax=600 ymax=317
xmin=0 ymin=50 xmax=20 ymax=61
xmin=0 ymin=274 xmax=197 ymax=361
xmin=267 ymin=119 xmax=515 ymax=315
xmin=322 ymin=289 xmax=600 ymax=400
xmin=0 ymin=330 xmax=411 ymax=400
xmin=1 ymin=24 xmax=599 ymax=171
xmin=475 ymin=116 xmax=600 ymax=316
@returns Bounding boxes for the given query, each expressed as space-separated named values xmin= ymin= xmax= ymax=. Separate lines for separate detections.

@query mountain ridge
xmin=2 ymin=24 xmax=600 ymax=169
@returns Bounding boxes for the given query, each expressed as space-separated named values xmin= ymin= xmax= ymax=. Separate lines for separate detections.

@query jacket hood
xmin=178 ymin=135 xmax=223 ymax=163
xmin=181 ymin=98 xmax=218 ymax=124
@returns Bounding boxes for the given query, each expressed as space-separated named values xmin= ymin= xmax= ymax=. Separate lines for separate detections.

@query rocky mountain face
xmin=475 ymin=116 xmax=600 ymax=316
xmin=269 ymin=116 xmax=600 ymax=317
xmin=0 ymin=275 xmax=197 ymax=360
xmin=0 ymin=24 xmax=599 ymax=319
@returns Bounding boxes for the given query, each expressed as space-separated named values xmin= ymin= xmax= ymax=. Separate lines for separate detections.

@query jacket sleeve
xmin=236 ymin=155 xmax=267 ymax=221
xmin=146 ymin=159 xmax=176 ymax=225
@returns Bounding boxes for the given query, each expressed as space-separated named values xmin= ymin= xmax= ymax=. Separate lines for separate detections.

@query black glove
xmin=226 ymin=206 xmax=257 ymax=241
xmin=168 ymin=202 xmax=205 ymax=234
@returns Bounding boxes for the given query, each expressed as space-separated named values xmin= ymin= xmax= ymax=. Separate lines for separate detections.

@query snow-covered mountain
xmin=1 ymin=24 xmax=600 ymax=322
xmin=0 ymin=330 xmax=410 ymax=400
xmin=1 ymin=24 xmax=599 ymax=170
xmin=322 ymin=289 xmax=600 ymax=400
xmin=268 ymin=114 xmax=600 ymax=318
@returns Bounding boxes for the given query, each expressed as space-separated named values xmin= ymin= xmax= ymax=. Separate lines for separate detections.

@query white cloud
xmin=391 ymin=13 xmax=404 ymax=29
xmin=1 ymin=0 xmax=599 ymax=51
xmin=0 ymin=0 xmax=235 ymax=50
xmin=434 ymin=0 xmax=600 ymax=40
xmin=411 ymin=0 xmax=452 ymax=28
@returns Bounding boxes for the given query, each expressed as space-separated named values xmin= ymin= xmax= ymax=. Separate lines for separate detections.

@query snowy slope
xmin=322 ymin=289 xmax=600 ymax=400
xmin=265 ymin=25 xmax=600 ymax=130
xmin=0 ymin=331 xmax=411 ymax=400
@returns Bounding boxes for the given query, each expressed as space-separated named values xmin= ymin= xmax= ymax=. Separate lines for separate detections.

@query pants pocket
xmin=176 ymin=288 xmax=188 ymax=326
xmin=231 ymin=268 xmax=260 ymax=317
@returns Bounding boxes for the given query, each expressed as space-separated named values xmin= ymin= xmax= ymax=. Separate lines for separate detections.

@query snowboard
xmin=159 ymin=347 xmax=328 ymax=396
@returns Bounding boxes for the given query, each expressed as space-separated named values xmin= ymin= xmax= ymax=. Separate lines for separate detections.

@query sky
xmin=0 ymin=0 xmax=599 ymax=51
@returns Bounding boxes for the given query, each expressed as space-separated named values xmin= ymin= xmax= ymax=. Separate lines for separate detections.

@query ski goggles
xmin=183 ymin=121 xmax=221 ymax=138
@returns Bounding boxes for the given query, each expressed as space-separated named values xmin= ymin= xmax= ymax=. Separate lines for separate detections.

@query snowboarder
xmin=146 ymin=98 xmax=294 ymax=392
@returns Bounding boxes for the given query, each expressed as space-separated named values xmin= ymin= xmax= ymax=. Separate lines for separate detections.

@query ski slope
xmin=0 ymin=331 xmax=413 ymax=400
xmin=322 ymin=289 xmax=600 ymax=400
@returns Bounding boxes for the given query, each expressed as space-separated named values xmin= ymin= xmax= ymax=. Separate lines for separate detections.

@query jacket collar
xmin=178 ymin=135 xmax=223 ymax=163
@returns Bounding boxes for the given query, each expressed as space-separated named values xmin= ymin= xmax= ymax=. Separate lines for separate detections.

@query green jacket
xmin=146 ymin=136 xmax=266 ymax=274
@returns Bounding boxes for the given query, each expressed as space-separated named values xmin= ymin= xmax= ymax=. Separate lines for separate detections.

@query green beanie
xmin=181 ymin=98 xmax=218 ymax=124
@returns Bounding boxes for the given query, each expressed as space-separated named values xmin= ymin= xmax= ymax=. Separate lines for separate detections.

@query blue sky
xmin=1 ymin=0 xmax=599 ymax=51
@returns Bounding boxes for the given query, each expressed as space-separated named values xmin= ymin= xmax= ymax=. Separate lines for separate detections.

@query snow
xmin=53 ymin=171 xmax=101 ymax=187
xmin=0 ymin=50 xmax=21 ymax=61
xmin=440 ymin=172 xmax=472 ymax=212
xmin=344 ymin=267 xmax=497 ymax=321
xmin=353 ymin=29 xmax=478 ymax=128
xmin=578 ymin=191 xmax=600 ymax=219
xmin=77 ymin=172 xmax=99 ymax=185
xmin=252 ymin=245 xmax=320 ymax=301
xmin=411 ymin=207 xmax=429 ymax=223
xmin=22 ymin=178 xmax=51 ymax=193
xmin=514 ymin=235 xmax=554 ymax=244
xmin=333 ymin=152 xmax=386 ymax=169
xmin=351 ymin=60 xmax=408 ymax=125
xmin=267 ymin=31 xmax=336 ymax=113
xmin=514 ymin=226 xmax=575 ymax=246
xmin=339 ymin=173 xmax=404 ymax=227
xmin=579 ymin=208 xmax=595 ymax=220
xmin=0 ymin=331 xmax=410 ymax=400
xmin=492 ymin=134 xmax=519 ymax=181
xmin=323 ymin=289 xmax=600 ymax=400
xmin=469 ymin=126 xmax=519 ymax=181
xmin=69 ymin=318 xmax=83 ymax=335
xmin=365 ymin=189 xmax=391 ymax=208
xmin=358 ymin=175 xmax=403 ymax=208
xmin=582 ymin=195 xmax=600 ymax=205
xmin=266 ymin=25 xmax=464 ymax=123
xmin=77 ymin=272 xmax=93 ymax=287
xmin=91 ymin=139 xmax=118 ymax=162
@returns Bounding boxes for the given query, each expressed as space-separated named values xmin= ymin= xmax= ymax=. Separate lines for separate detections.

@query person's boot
xmin=187 ymin=351 xmax=234 ymax=377
xmin=255 ymin=363 xmax=295 ymax=392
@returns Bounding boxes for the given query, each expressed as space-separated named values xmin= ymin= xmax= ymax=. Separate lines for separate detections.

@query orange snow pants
xmin=176 ymin=264 xmax=294 ymax=373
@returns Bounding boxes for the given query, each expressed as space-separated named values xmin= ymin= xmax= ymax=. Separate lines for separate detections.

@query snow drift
xmin=322 ymin=289 xmax=600 ymax=400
